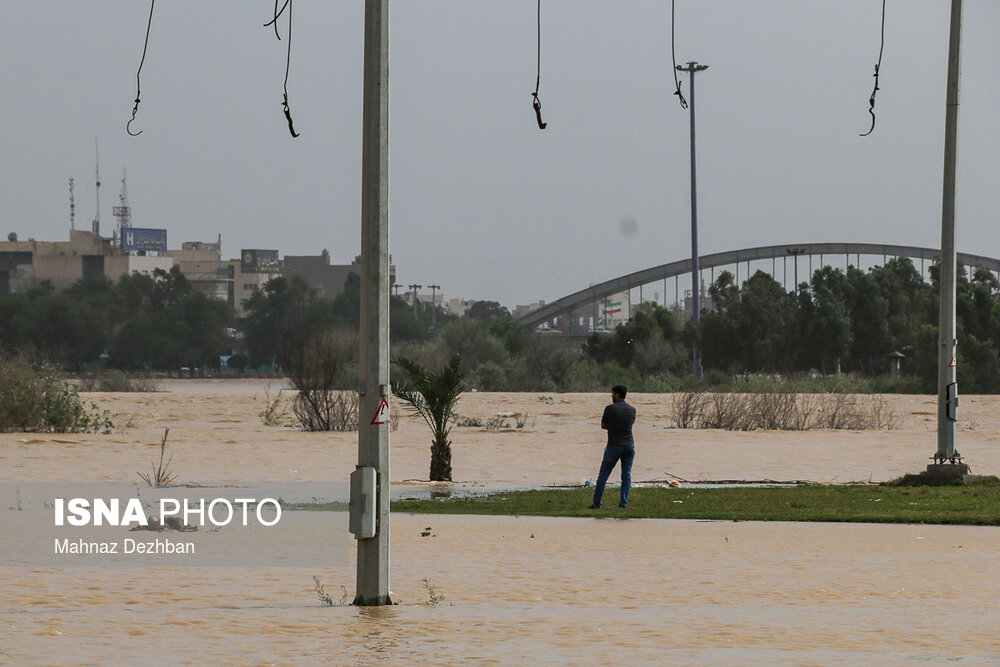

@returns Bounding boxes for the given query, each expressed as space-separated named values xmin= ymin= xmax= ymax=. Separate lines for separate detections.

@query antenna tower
xmin=113 ymin=169 xmax=132 ymax=232
xmin=69 ymin=178 xmax=75 ymax=230
xmin=92 ymin=136 xmax=102 ymax=236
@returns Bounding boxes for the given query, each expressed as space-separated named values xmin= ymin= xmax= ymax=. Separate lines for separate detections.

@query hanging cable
xmin=670 ymin=0 xmax=687 ymax=109
xmin=531 ymin=0 xmax=547 ymax=129
xmin=266 ymin=0 xmax=286 ymax=39
xmin=127 ymin=0 xmax=155 ymax=136
xmin=860 ymin=0 xmax=886 ymax=137
xmin=264 ymin=0 xmax=300 ymax=138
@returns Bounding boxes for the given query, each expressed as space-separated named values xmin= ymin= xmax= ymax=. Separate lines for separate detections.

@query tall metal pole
xmin=428 ymin=284 xmax=440 ymax=330
xmin=676 ymin=61 xmax=708 ymax=378
xmin=409 ymin=283 xmax=422 ymax=317
xmin=933 ymin=0 xmax=965 ymax=473
xmin=354 ymin=0 xmax=392 ymax=606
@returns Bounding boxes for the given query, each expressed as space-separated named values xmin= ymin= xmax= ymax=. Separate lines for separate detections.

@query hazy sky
xmin=1 ymin=2 xmax=997 ymax=307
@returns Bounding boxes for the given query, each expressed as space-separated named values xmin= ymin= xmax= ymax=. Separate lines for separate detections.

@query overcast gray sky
xmin=1 ymin=1 xmax=997 ymax=307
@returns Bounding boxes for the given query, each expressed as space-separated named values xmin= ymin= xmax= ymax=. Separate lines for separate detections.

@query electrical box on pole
xmin=945 ymin=382 xmax=958 ymax=423
xmin=349 ymin=466 xmax=376 ymax=539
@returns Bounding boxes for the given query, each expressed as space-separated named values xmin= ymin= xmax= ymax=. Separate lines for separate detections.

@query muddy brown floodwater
xmin=2 ymin=380 xmax=999 ymax=665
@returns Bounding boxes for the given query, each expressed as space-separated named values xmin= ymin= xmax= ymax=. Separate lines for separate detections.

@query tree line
xmin=698 ymin=258 xmax=1000 ymax=392
xmin=581 ymin=257 xmax=1000 ymax=393
xmin=0 ymin=267 xmax=229 ymax=371
xmin=2 ymin=258 xmax=999 ymax=392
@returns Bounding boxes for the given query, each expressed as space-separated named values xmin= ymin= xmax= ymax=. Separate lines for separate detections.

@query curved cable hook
xmin=283 ymin=93 xmax=300 ymax=138
xmin=532 ymin=91 xmax=547 ymax=130
xmin=860 ymin=65 xmax=879 ymax=137
xmin=127 ymin=0 xmax=155 ymax=136
xmin=860 ymin=0 xmax=885 ymax=137
xmin=127 ymin=99 xmax=143 ymax=137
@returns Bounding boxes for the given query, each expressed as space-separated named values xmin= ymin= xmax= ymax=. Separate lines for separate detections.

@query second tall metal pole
xmin=677 ymin=61 xmax=708 ymax=378
xmin=354 ymin=0 xmax=392 ymax=606
xmin=935 ymin=0 xmax=963 ymax=466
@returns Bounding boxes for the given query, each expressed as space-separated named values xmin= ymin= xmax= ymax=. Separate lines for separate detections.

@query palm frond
xmin=391 ymin=354 xmax=467 ymax=440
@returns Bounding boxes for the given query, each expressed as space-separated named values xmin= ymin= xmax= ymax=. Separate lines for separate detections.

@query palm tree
xmin=391 ymin=354 xmax=468 ymax=482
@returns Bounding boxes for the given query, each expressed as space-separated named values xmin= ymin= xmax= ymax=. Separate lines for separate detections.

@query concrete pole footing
xmin=925 ymin=463 xmax=971 ymax=481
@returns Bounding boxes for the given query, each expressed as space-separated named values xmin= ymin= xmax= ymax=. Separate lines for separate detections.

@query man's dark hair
xmin=612 ymin=384 xmax=627 ymax=399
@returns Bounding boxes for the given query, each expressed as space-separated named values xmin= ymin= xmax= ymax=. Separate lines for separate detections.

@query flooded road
xmin=2 ymin=381 xmax=998 ymax=664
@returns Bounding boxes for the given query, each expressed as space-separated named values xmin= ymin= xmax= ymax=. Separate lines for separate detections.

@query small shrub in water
xmin=79 ymin=370 xmax=159 ymax=392
xmin=312 ymin=576 xmax=335 ymax=606
xmin=483 ymin=415 xmax=510 ymax=430
xmin=283 ymin=330 xmax=360 ymax=432
xmin=259 ymin=385 xmax=290 ymax=427
xmin=137 ymin=428 xmax=177 ymax=487
xmin=454 ymin=415 xmax=484 ymax=428
xmin=422 ymin=577 xmax=444 ymax=606
xmin=0 ymin=357 xmax=114 ymax=433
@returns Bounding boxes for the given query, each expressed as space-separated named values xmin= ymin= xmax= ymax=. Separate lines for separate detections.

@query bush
xmin=0 ymin=356 xmax=114 ymax=433
xmin=292 ymin=390 xmax=359 ymax=432
xmin=283 ymin=329 xmax=359 ymax=431
xmin=638 ymin=374 xmax=685 ymax=393
xmin=669 ymin=385 xmax=899 ymax=432
xmin=471 ymin=361 xmax=508 ymax=392
xmin=78 ymin=370 xmax=159 ymax=392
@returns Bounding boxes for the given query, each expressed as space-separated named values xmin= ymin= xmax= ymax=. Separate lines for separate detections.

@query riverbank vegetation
xmin=0 ymin=355 xmax=114 ymax=432
xmin=2 ymin=258 xmax=999 ymax=393
xmin=394 ymin=258 xmax=1000 ymax=394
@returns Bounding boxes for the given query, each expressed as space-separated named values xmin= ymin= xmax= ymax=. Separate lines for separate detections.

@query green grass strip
xmin=390 ymin=479 xmax=1000 ymax=526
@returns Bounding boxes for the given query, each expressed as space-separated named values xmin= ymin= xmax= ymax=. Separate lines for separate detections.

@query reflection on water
xmin=349 ymin=605 xmax=404 ymax=663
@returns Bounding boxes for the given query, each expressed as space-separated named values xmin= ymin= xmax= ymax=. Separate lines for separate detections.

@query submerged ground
xmin=2 ymin=380 xmax=999 ymax=664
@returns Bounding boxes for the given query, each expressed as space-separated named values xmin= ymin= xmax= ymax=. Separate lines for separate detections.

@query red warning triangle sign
xmin=370 ymin=397 xmax=390 ymax=425
xmin=948 ymin=352 xmax=957 ymax=368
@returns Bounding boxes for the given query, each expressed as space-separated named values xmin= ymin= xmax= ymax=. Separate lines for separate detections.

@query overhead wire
xmin=860 ymin=0 xmax=886 ymax=137
xmin=531 ymin=0 xmax=547 ymax=129
xmin=264 ymin=0 xmax=300 ymax=137
xmin=127 ymin=0 xmax=156 ymax=136
xmin=670 ymin=0 xmax=687 ymax=109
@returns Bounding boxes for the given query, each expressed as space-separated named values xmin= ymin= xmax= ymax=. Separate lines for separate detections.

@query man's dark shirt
xmin=602 ymin=400 xmax=636 ymax=447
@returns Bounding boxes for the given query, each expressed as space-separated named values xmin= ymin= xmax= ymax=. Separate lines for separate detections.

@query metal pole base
xmin=352 ymin=594 xmax=396 ymax=607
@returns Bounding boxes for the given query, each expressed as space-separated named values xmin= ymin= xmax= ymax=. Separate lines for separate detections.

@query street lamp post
xmin=676 ymin=61 xmax=708 ymax=378
xmin=932 ymin=0 xmax=967 ymax=478
xmin=409 ymin=284 xmax=422 ymax=317
xmin=427 ymin=284 xmax=440 ymax=330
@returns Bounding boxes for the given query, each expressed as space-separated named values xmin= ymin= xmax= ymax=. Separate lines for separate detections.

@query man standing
xmin=589 ymin=385 xmax=636 ymax=509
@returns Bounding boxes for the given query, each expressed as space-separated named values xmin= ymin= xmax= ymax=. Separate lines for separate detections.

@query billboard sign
xmin=120 ymin=228 xmax=167 ymax=253
xmin=241 ymin=249 xmax=280 ymax=274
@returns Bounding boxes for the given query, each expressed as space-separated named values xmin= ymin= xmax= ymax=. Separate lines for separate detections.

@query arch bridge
xmin=514 ymin=242 xmax=1000 ymax=333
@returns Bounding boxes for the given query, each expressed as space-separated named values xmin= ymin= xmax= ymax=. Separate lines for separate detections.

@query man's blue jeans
xmin=592 ymin=444 xmax=635 ymax=507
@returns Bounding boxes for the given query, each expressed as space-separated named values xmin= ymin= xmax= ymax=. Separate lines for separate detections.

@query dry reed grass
xmin=670 ymin=389 xmax=900 ymax=431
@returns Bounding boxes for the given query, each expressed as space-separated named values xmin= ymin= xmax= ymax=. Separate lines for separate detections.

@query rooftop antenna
xmin=69 ymin=178 xmax=75 ymax=231
xmin=92 ymin=136 xmax=102 ymax=236
xmin=114 ymin=169 xmax=133 ymax=232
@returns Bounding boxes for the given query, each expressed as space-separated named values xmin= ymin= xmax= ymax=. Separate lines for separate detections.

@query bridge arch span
xmin=514 ymin=242 xmax=1000 ymax=330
